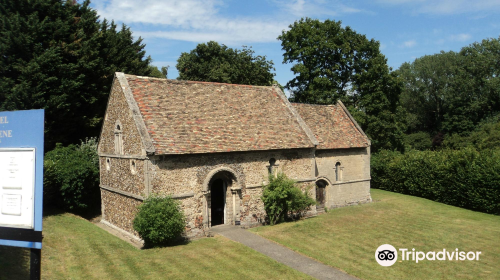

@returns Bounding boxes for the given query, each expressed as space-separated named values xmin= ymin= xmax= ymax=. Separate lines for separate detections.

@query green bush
xmin=261 ymin=173 xmax=316 ymax=225
xmin=43 ymin=138 xmax=100 ymax=215
xmin=404 ymin=132 xmax=432 ymax=151
xmin=372 ymin=148 xmax=500 ymax=214
xmin=133 ymin=196 xmax=186 ymax=247
xmin=444 ymin=119 xmax=500 ymax=150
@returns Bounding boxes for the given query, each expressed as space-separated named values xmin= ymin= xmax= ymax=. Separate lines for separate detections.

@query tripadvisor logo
xmin=375 ymin=244 xmax=482 ymax=267
xmin=375 ymin=244 xmax=398 ymax=266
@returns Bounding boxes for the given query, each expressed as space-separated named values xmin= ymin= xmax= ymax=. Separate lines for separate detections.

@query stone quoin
xmin=98 ymin=72 xmax=372 ymax=241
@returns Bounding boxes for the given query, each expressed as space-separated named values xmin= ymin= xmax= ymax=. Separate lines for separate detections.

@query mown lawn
xmin=1 ymin=213 xmax=311 ymax=280
xmin=251 ymin=189 xmax=500 ymax=280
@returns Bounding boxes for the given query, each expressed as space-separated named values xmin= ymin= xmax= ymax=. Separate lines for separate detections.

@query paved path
xmin=211 ymin=225 xmax=358 ymax=280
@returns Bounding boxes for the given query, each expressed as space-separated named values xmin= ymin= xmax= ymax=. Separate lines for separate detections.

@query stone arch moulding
xmin=202 ymin=166 xmax=241 ymax=192
xmin=315 ymin=176 xmax=332 ymax=186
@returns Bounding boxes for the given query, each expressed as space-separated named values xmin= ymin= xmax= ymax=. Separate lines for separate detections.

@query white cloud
xmin=377 ymin=0 xmax=500 ymax=15
xmin=275 ymin=0 xmax=362 ymax=17
xmin=448 ymin=33 xmax=472 ymax=42
xmin=402 ymin=40 xmax=417 ymax=48
xmin=92 ymin=0 xmax=290 ymax=44
xmin=92 ymin=0 xmax=365 ymax=44
xmin=93 ymin=0 xmax=220 ymax=26
xmin=135 ymin=28 xmax=283 ymax=45
xmin=150 ymin=61 xmax=177 ymax=68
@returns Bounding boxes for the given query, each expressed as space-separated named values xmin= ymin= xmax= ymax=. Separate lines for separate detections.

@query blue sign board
xmin=0 ymin=109 xmax=44 ymax=249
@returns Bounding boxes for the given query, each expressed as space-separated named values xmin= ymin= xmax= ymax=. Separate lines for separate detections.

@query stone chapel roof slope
xmin=118 ymin=73 xmax=317 ymax=155
xmin=292 ymin=102 xmax=370 ymax=149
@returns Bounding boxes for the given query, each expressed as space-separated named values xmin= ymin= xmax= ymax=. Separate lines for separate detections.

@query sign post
xmin=0 ymin=109 xmax=44 ymax=280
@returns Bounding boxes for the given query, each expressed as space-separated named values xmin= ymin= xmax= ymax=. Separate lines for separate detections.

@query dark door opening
xmin=211 ymin=179 xmax=225 ymax=226
xmin=316 ymin=180 xmax=327 ymax=211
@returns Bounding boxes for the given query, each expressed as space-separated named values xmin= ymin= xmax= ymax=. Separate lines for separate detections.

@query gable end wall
xmin=99 ymin=77 xmax=145 ymax=156
xmin=98 ymin=77 xmax=150 ymax=234
xmin=315 ymin=147 xmax=371 ymax=208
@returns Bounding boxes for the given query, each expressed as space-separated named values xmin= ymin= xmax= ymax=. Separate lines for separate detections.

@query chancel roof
xmin=292 ymin=103 xmax=370 ymax=149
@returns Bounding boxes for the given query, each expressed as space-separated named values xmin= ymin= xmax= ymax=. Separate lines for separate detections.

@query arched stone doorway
xmin=210 ymin=178 xmax=226 ymax=226
xmin=315 ymin=179 xmax=329 ymax=212
xmin=205 ymin=169 xmax=239 ymax=227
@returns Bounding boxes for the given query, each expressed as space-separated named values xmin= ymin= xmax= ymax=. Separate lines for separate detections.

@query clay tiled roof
xmin=122 ymin=74 xmax=316 ymax=155
xmin=292 ymin=103 xmax=370 ymax=149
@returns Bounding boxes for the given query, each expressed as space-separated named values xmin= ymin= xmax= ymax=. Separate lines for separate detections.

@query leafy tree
xmin=149 ymin=65 xmax=169 ymax=79
xmin=397 ymin=37 xmax=500 ymax=138
xmin=0 ymin=0 xmax=153 ymax=150
xmin=176 ymin=41 xmax=275 ymax=85
xmin=397 ymin=51 xmax=461 ymax=135
xmin=456 ymin=37 xmax=500 ymax=129
xmin=404 ymin=132 xmax=432 ymax=151
xmin=444 ymin=114 xmax=500 ymax=150
xmin=278 ymin=18 xmax=405 ymax=151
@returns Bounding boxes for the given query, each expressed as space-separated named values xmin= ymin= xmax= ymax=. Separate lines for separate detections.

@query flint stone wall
xmin=100 ymin=157 xmax=146 ymax=196
xmin=99 ymin=77 xmax=144 ymax=156
xmin=101 ymin=189 xmax=142 ymax=236
xmin=148 ymin=148 xmax=315 ymax=231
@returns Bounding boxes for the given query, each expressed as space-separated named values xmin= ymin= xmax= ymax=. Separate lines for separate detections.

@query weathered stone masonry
xmin=98 ymin=72 xmax=372 ymax=241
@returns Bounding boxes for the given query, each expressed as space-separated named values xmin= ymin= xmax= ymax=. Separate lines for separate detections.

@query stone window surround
xmin=130 ymin=159 xmax=137 ymax=175
xmin=114 ymin=120 xmax=124 ymax=155
xmin=335 ymin=160 xmax=344 ymax=182
xmin=266 ymin=158 xmax=280 ymax=177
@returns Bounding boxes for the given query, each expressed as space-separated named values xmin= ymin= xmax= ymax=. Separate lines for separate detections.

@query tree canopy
xmin=397 ymin=36 xmax=500 ymax=141
xmin=149 ymin=65 xmax=169 ymax=79
xmin=176 ymin=41 xmax=275 ymax=85
xmin=279 ymin=18 xmax=405 ymax=152
xmin=0 ymin=0 xmax=153 ymax=150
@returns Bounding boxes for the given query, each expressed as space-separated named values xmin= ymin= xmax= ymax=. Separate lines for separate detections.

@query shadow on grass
xmin=42 ymin=206 xmax=66 ymax=218
xmin=142 ymin=237 xmax=191 ymax=250
xmin=43 ymin=205 xmax=101 ymax=221
xmin=0 ymin=246 xmax=30 ymax=280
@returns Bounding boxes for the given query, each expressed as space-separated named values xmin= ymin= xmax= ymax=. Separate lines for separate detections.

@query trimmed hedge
xmin=371 ymin=148 xmax=500 ymax=215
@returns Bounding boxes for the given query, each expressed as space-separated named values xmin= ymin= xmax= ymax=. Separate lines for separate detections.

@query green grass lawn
xmin=1 ymin=213 xmax=311 ymax=280
xmin=251 ymin=189 xmax=500 ymax=280
xmin=2 ymin=189 xmax=498 ymax=280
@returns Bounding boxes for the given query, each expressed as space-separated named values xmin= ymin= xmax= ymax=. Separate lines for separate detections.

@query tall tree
xmin=397 ymin=37 xmax=500 ymax=139
xmin=176 ymin=41 xmax=275 ymax=85
xmin=149 ymin=65 xmax=169 ymax=79
xmin=457 ymin=37 xmax=500 ymax=130
xmin=397 ymin=51 xmax=460 ymax=135
xmin=278 ymin=18 xmax=405 ymax=152
xmin=0 ymin=0 xmax=153 ymax=150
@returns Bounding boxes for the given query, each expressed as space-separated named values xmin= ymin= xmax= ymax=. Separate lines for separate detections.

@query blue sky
xmin=89 ymin=0 xmax=500 ymax=87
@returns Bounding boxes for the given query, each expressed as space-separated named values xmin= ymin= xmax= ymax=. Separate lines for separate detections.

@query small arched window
xmin=335 ymin=162 xmax=342 ymax=182
xmin=130 ymin=159 xmax=137 ymax=174
xmin=268 ymin=158 xmax=278 ymax=176
xmin=114 ymin=121 xmax=123 ymax=155
xmin=106 ymin=158 xmax=111 ymax=171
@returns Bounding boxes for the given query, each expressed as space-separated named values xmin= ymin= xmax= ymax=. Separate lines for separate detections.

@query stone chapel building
xmin=98 ymin=72 xmax=372 ymax=240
